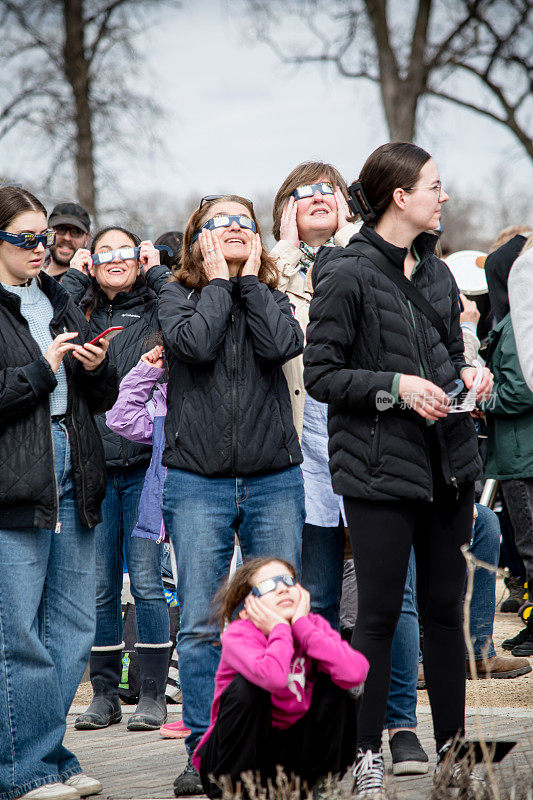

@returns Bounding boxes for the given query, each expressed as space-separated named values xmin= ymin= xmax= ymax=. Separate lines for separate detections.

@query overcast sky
xmin=2 ymin=0 xmax=532 ymax=216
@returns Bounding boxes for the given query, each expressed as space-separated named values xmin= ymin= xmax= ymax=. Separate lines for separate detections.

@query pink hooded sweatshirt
xmin=192 ymin=613 xmax=369 ymax=770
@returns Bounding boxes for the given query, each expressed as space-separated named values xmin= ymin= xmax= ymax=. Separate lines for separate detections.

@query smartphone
xmin=87 ymin=326 xmax=124 ymax=346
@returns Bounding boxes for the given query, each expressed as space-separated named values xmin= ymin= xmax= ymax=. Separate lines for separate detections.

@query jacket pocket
xmin=369 ymin=414 xmax=382 ymax=472
xmin=274 ymin=397 xmax=293 ymax=464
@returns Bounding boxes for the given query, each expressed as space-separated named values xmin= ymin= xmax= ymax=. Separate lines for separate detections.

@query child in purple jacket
xmin=193 ymin=556 xmax=369 ymax=798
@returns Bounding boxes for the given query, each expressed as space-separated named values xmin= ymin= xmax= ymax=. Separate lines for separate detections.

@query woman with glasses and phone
xmin=61 ymin=228 xmax=175 ymax=733
xmin=0 ymin=186 xmax=118 ymax=800
xmin=303 ymin=143 xmax=493 ymax=795
xmin=158 ymin=194 xmax=305 ymax=795
xmin=191 ymin=556 xmax=369 ymax=799
xmin=271 ymin=161 xmax=360 ymax=630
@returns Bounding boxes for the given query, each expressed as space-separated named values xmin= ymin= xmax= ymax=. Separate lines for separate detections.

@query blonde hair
xmin=489 ymin=225 xmax=533 ymax=253
xmin=520 ymin=233 xmax=533 ymax=255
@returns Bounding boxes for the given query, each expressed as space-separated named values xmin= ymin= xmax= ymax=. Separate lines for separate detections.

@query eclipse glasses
xmin=190 ymin=214 xmax=256 ymax=245
xmin=91 ymin=244 xmax=172 ymax=266
xmin=292 ymin=183 xmax=335 ymax=201
xmin=0 ymin=229 xmax=56 ymax=249
xmin=250 ymin=574 xmax=296 ymax=598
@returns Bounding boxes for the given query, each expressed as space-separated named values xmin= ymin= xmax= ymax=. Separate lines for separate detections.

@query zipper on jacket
xmin=174 ymin=396 xmax=186 ymax=442
xmin=230 ymin=312 xmax=238 ymax=475
xmin=70 ymin=397 xmax=90 ymax=526
xmin=48 ymin=410 xmax=61 ymax=533
xmin=106 ymin=302 xmax=129 ymax=467
xmin=276 ymin=397 xmax=293 ymax=464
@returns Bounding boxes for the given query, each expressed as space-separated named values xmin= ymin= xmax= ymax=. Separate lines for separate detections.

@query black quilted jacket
xmin=61 ymin=264 xmax=170 ymax=467
xmin=158 ymin=275 xmax=304 ymax=476
xmin=0 ymin=273 xmax=118 ymax=529
xmin=304 ymin=225 xmax=482 ymax=502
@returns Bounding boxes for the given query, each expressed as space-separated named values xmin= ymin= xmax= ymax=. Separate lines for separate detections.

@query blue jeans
xmin=94 ymin=465 xmax=169 ymax=647
xmin=385 ymin=549 xmax=419 ymax=729
xmin=468 ymin=504 xmax=500 ymax=660
xmin=163 ymin=466 xmax=305 ymax=754
xmin=301 ymin=520 xmax=345 ymax=629
xmin=0 ymin=423 xmax=95 ymax=800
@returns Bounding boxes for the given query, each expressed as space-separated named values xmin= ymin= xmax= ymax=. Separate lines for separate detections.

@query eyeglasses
xmin=53 ymin=225 xmax=86 ymax=240
xmin=292 ymin=183 xmax=335 ymax=201
xmin=190 ymin=214 xmax=257 ymax=245
xmin=250 ymin=574 xmax=296 ymax=597
xmin=0 ymin=229 xmax=56 ymax=249
xmin=199 ymin=194 xmax=254 ymax=209
xmin=91 ymin=244 xmax=172 ymax=266
xmin=404 ymin=181 xmax=443 ymax=195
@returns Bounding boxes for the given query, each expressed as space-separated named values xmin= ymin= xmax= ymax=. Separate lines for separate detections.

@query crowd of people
xmin=1 ymin=141 xmax=532 ymax=800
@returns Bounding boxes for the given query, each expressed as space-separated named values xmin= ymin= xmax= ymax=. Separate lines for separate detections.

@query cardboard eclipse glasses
xmin=91 ymin=244 xmax=172 ymax=266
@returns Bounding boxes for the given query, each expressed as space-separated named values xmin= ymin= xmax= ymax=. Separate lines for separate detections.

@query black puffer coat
xmin=61 ymin=264 xmax=170 ymax=467
xmin=303 ymin=225 xmax=482 ymax=502
xmin=0 ymin=272 xmax=118 ymax=529
xmin=158 ymin=275 xmax=303 ymax=476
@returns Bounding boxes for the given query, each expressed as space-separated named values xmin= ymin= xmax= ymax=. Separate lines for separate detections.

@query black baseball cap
xmin=48 ymin=202 xmax=91 ymax=234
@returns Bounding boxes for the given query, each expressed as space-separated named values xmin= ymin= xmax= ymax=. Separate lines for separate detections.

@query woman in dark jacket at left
xmin=158 ymin=195 xmax=305 ymax=795
xmin=0 ymin=186 xmax=118 ymax=800
xmin=62 ymin=229 xmax=173 ymax=732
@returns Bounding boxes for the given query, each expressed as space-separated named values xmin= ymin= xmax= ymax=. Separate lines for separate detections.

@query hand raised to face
xmin=279 ymin=196 xmax=300 ymax=248
xmin=334 ymin=188 xmax=351 ymax=232
xmin=242 ymin=594 xmax=290 ymax=636
xmin=199 ymin=228 xmax=230 ymax=282
xmin=240 ymin=233 xmax=262 ymax=278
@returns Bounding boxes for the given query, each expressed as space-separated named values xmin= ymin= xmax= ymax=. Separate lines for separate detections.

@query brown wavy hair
xmin=272 ymin=161 xmax=349 ymax=242
xmin=172 ymin=195 xmax=278 ymax=290
xmin=213 ymin=556 xmax=297 ymax=631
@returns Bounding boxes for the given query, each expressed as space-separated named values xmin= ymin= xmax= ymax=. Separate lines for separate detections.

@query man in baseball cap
xmin=46 ymin=201 xmax=91 ymax=281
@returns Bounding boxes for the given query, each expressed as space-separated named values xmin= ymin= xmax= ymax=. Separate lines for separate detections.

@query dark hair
xmin=82 ymin=225 xmax=144 ymax=317
xmin=273 ymin=161 xmax=349 ymax=241
xmin=213 ymin=556 xmax=297 ymax=631
xmin=0 ymin=186 xmax=47 ymax=231
xmin=354 ymin=143 xmax=432 ymax=225
xmin=173 ymin=195 xmax=278 ymax=290
xmin=155 ymin=230 xmax=183 ymax=270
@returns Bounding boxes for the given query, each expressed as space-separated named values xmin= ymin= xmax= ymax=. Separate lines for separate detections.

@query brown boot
xmin=466 ymin=655 xmax=532 ymax=679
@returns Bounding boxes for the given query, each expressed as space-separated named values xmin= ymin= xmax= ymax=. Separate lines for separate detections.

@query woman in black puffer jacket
xmin=62 ymin=227 xmax=173 ymax=732
xmin=158 ymin=194 xmax=305 ymax=793
xmin=304 ymin=143 xmax=493 ymax=792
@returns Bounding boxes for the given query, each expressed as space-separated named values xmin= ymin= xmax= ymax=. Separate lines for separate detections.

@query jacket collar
xmin=0 ymin=269 xmax=69 ymax=318
xmin=355 ymin=224 xmax=439 ymax=270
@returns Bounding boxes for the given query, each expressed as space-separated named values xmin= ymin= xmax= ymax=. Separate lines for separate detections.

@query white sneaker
xmin=64 ymin=775 xmax=102 ymax=797
xmin=18 ymin=784 xmax=80 ymax=800
xmin=352 ymin=749 xmax=385 ymax=797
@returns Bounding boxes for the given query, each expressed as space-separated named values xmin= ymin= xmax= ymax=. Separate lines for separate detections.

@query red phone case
xmin=87 ymin=326 xmax=124 ymax=346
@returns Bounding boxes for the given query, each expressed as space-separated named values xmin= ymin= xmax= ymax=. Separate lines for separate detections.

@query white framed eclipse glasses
xmin=91 ymin=244 xmax=172 ymax=267
xmin=190 ymin=214 xmax=257 ymax=245
xmin=250 ymin=574 xmax=296 ymax=597
xmin=292 ymin=183 xmax=335 ymax=201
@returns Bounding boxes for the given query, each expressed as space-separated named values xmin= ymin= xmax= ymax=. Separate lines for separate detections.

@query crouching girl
xmin=193 ymin=557 xmax=369 ymax=797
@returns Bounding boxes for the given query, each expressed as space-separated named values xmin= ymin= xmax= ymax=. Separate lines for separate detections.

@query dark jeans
xmin=344 ymin=471 xmax=474 ymax=753
xmin=198 ymin=674 xmax=358 ymax=798
xmin=501 ymin=478 xmax=533 ymax=584
xmin=301 ymin=520 xmax=345 ymax=629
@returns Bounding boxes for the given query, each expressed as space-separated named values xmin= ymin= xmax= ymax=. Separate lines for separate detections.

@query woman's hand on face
xmin=334 ymin=188 xmax=351 ymax=233
xmin=72 ymin=338 xmax=110 ymax=372
xmin=199 ymin=229 xmax=230 ymax=282
xmin=243 ymin=595 xmax=289 ymax=636
xmin=139 ymin=240 xmax=160 ymax=273
xmin=398 ymin=374 xmax=451 ymax=420
xmin=291 ymin=585 xmax=310 ymax=625
xmin=70 ymin=248 xmax=92 ymax=274
xmin=462 ymin=366 xmax=494 ymax=403
xmin=44 ymin=332 xmax=79 ymax=373
xmin=241 ymin=233 xmax=262 ymax=278
xmin=141 ymin=344 xmax=165 ymax=369
xmin=279 ymin=196 xmax=300 ymax=248
xmin=459 ymin=294 xmax=480 ymax=327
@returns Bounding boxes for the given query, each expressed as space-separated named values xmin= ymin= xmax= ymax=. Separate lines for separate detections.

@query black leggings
xmin=344 ymin=466 xmax=474 ymax=753
xmin=198 ymin=673 xmax=359 ymax=797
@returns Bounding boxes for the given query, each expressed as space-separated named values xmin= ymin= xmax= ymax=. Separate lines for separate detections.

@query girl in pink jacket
xmin=193 ymin=556 xmax=369 ymax=798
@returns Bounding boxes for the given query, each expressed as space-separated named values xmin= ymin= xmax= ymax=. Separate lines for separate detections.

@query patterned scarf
xmin=299 ymin=237 xmax=336 ymax=274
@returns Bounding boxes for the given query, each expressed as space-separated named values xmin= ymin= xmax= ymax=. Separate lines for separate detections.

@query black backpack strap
xmin=353 ymin=241 xmax=448 ymax=344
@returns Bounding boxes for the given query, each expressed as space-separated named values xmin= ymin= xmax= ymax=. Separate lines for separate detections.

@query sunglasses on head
xmin=199 ymin=194 xmax=254 ymax=209
xmin=0 ymin=229 xmax=56 ymax=249
xmin=250 ymin=574 xmax=296 ymax=597
xmin=292 ymin=183 xmax=335 ymax=201
xmin=190 ymin=214 xmax=257 ymax=245
xmin=91 ymin=244 xmax=172 ymax=266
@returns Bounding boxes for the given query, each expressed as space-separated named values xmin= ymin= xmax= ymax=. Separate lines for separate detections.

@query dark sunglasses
xmin=250 ymin=574 xmax=296 ymax=597
xmin=0 ymin=229 xmax=56 ymax=249
xmin=199 ymin=194 xmax=254 ymax=209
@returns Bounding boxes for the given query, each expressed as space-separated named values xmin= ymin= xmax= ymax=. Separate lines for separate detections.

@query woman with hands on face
xmin=158 ymin=195 xmax=306 ymax=794
xmin=0 ymin=186 xmax=118 ymax=800
xmin=271 ymin=162 xmax=362 ymax=631
xmin=63 ymin=228 xmax=174 ymax=735
xmin=191 ymin=557 xmax=369 ymax=799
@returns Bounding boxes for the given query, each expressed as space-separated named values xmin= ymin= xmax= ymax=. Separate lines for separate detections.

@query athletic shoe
xmin=160 ymin=719 xmax=191 ymax=739
xmin=389 ymin=730 xmax=429 ymax=775
xmin=352 ymin=748 xmax=385 ymax=797
xmin=502 ymin=626 xmax=530 ymax=650
xmin=466 ymin=655 xmax=532 ymax=679
xmin=18 ymin=785 xmax=80 ymax=800
xmin=434 ymin=742 xmax=487 ymax=788
xmin=173 ymin=756 xmax=203 ymax=796
xmin=64 ymin=775 xmax=102 ymax=797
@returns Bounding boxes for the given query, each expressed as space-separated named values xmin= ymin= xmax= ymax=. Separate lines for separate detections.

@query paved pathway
xmin=65 ymin=705 xmax=533 ymax=799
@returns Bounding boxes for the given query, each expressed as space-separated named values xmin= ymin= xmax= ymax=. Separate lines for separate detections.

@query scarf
xmin=299 ymin=237 xmax=336 ymax=274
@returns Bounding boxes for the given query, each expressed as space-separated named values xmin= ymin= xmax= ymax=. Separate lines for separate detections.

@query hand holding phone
xmin=87 ymin=326 xmax=124 ymax=347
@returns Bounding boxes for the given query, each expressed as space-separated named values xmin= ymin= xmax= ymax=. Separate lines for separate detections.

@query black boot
xmin=74 ymin=648 xmax=123 ymax=730
xmin=127 ymin=644 xmax=170 ymax=731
